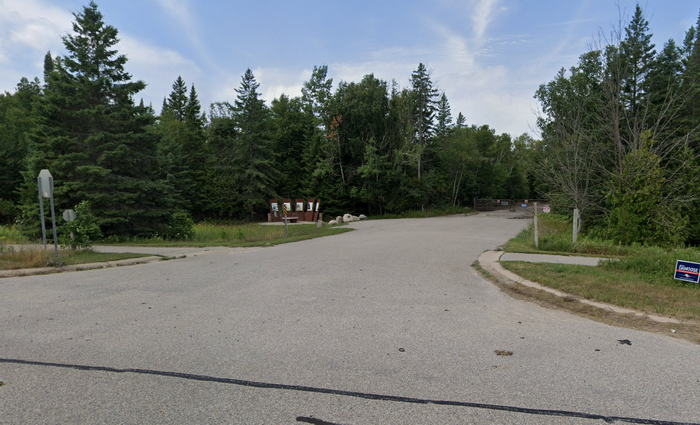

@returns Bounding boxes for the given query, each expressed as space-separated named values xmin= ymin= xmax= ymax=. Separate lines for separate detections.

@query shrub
xmin=607 ymin=142 xmax=687 ymax=246
xmin=62 ymin=201 xmax=102 ymax=248
xmin=167 ymin=211 xmax=194 ymax=240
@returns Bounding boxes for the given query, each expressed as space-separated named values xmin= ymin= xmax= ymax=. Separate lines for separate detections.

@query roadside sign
xmin=38 ymin=169 xmax=53 ymax=198
xmin=674 ymin=260 xmax=700 ymax=284
xmin=63 ymin=209 xmax=76 ymax=222
xmin=542 ymin=206 xmax=551 ymax=213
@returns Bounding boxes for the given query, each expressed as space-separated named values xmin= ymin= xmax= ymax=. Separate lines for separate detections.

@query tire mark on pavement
xmin=1 ymin=357 xmax=696 ymax=425
xmin=296 ymin=416 xmax=347 ymax=425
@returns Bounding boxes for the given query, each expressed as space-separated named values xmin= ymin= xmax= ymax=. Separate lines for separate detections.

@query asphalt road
xmin=1 ymin=214 xmax=698 ymax=425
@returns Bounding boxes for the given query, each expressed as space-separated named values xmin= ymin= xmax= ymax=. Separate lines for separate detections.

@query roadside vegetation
xmin=0 ymin=246 xmax=149 ymax=270
xmin=369 ymin=206 xmax=474 ymax=220
xmin=500 ymin=213 xmax=700 ymax=322
xmin=101 ymin=222 xmax=353 ymax=247
xmin=0 ymin=225 xmax=26 ymax=244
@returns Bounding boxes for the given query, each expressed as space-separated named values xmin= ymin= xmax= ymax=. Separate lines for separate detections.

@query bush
xmin=607 ymin=143 xmax=687 ymax=246
xmin=167 ymin=211 xmax=194 ymax=240
xmin=62 ymin=201 xmax=103 ymax=248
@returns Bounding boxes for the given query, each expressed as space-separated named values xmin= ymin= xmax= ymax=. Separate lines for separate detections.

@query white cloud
xmin=471 ymin=0 xmax=500 ymax=42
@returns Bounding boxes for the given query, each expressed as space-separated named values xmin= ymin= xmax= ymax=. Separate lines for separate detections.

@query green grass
xmin=500 ymin=213 xmax=700 ymax=321
xmin=501 ymin=261 xmax=700 ymax=322
xmin=0 ymin=225 xmax=27 ymax=245
xmin=0 ymin=247 xmax=150 ymax=270
xmin=369 ymin=206 xmax=474 ymax=220
xmin=504 ymin=214 xmax=644 ymax=257
xmin=102 ymin=222 xmax=353 ymax=247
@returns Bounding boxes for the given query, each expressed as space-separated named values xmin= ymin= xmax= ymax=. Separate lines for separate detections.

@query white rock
xmin=359 ymin=214 xmax=367 ymax=220
xmin=343 ymin=213 xmax=354 ymax=223
xmin=336 ymin=215 xmax=343 ymax=223
xmin=328 ymin=220 xmax=338 ymax=225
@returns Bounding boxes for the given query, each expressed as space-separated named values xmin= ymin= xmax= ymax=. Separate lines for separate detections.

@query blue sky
xmin=0 ymin=0 xmax=697 ymax=136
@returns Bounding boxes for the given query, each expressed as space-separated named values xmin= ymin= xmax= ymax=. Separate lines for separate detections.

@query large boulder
xmin=343 ymin=213 xmax=356 ymax=223
xmin=336 ymin=215 xmax=343 ymax=223
xmin=328 ymin=220 xmax=338 ymax=225
xmin=358 ymin=214 xmax=367 ymax=220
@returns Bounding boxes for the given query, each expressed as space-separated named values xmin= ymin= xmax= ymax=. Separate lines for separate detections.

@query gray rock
xmin=328 ymin=220 xmax=338 ymax=225
xmin=336 ymin=216 xmax=343 ymax=223
xmin=359 ymin=214 xmax=367 ymax=220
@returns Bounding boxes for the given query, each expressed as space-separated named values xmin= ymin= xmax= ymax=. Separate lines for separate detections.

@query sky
xmin=0 ymin=0 xmax=697 ymax=136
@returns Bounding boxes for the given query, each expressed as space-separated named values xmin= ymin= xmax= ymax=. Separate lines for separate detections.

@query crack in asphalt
xmin=1 ymin=357 xmax=697 ymax=425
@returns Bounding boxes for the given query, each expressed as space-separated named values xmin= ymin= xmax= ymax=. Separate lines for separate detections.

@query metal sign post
xmin=37 ymin=169 xmax=58 ymax=254
xmin=282 ymin=202 xmax=289 ymax=237
xmin=533 ymin=202 xmax=539 ymax=249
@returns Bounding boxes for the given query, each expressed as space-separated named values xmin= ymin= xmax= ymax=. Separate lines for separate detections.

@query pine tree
xmin=410 ymin=63 xmax=437 ymax=179
xmin=621 ymin=5 xmax=656 ymax=117
xmin=163 ymin=76 xmax=188 ymax=120
xmin=232 ymin=69 xmax=279 ymax=219
xmin=455 ymin=112 xmax=466 ymax=128
xmin=23 ymin=1 xmax=172 ymax=237
xmin=435 ymin=92 xmax=452 ymax=137
xmin=42 ymin=52 xmax=54 ymax=85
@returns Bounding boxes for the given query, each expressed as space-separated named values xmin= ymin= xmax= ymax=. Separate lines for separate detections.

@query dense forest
xmin=0 ymin=2 xmax=698 ymax=246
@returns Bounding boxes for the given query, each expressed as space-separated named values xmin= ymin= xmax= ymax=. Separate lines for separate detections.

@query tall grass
xmin=0 ymin=225 xmax=27 ymax=244
xmin=504 ymin=214 xmax=638 ymax=256
xmin=104 ymin=222 xmax=352 ymax=247
xmin=0 ymin=246 xmax=49 ymax=269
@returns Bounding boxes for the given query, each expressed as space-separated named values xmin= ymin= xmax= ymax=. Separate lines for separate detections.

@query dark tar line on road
xmin=0 ymin=357 xmax=697 ymax=425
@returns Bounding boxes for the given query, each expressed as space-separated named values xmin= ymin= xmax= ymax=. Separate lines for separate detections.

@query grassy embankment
xmin=370 ymin=206 xmax=474 ymax=219
xmin=0 ymin=246 xmax=150 ymax=270
xmin=500 ymin=214 xmax=700 ymax=322
xmin=102 ymin=222 xmax=353 ymax=247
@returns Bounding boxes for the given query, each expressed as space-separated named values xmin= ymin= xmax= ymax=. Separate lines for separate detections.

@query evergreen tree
xmin=455 ymin=112 xmax=466 ymax=128
xmin=23 ymin=1 xmax=172 ymax=237
xmin=232 ymin=69 xmax=279 ymax=219
xmin=435 ymin=92 xmax=453 ymax=137
xmin=620 ymin=5 xmax=656 ymax=129
xmin=163 ymin=76 xmax=188 ymax=120
xmin=0 ymin=78 xmax=42 ymax=223
xmin=409 ymin=63 xmax=437 ymax=179
xmin=42 ymin=52 xmax=54 ymax=85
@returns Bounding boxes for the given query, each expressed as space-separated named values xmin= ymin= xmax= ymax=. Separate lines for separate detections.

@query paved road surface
xmin=1 ymin=214 xmax=698 ymax=425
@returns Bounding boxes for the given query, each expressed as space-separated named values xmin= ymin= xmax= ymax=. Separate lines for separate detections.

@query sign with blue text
xmin=674 ymin=260 xmax=700 ymax=284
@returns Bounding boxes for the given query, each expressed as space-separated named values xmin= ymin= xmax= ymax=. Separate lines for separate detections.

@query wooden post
xmin=533 ymin=202 xmax=539 ymax=249
xmin=573 ymin=208 xmax=580 ymax=244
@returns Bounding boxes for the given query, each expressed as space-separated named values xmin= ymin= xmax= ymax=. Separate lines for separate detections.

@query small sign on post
xmin=674 ymin=260 xmax=700 ymax=284
xmin=37 ymin=169 xmax=58 ymax=254
xmin=533 ymin=201 xmax=539 ymax=249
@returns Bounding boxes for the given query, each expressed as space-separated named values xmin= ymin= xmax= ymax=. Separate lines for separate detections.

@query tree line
xmin=534 ymin=5 xmax=700 ymax=245
xmin=0 ymin=2 xmax=537 ymax=238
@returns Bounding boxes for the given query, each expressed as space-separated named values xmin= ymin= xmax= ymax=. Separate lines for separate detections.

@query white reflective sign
xmin=38 ymin=169 xmax=53 ymax=199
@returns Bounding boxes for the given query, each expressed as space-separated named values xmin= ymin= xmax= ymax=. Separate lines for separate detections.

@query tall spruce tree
xmin=620 ymin=4 xmax=656 ymax=144
xmin=410 ymin=63 xmax=437 ymax=179
xmin=455 ymin=112 xmax=466 ymax=128
xmin=232 ymin=69 xmax=278 ymax=219
xmin=23 ymin=1 xmax=172 ymax=237
xmin=435 ymin=92 xmax=453 ymax=137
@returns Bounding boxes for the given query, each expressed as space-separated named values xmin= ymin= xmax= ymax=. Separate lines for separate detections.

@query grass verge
xmin=369 ymin=206 xmax=474 ymax=220
xmin=0 ymin=248 xmax=150 ymax=270
xmin=472 ymin=261 xmax=700 ymax=344
xmin=501 ymin=261 xmax=700 ymax=322
xmin=102 ymin=223 xmax=353 ymax=247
